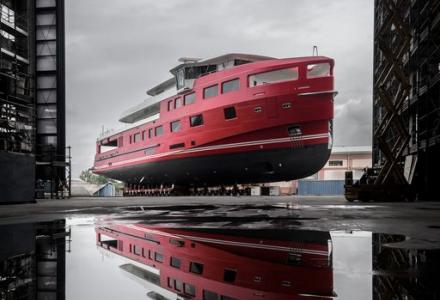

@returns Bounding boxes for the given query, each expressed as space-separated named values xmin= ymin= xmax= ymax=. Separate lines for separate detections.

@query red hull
xmin=93 ymin=56 xmax=335 ymax=185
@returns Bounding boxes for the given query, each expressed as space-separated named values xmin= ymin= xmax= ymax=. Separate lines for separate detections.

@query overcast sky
xmin=66 ymin=0 xmax=374 ymax=178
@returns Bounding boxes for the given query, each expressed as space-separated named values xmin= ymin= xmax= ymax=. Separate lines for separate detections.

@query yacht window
xmin=222 ymin=78 xmax=240 ymax=93
xmin=168 ymin=100 xmax=173 ymax=111
xmin=190 ymin=262 xmax=204 ymax=274
xmin=118 ymin=137 xmax=123 ymax=147
xmin=148 ymin=128 xmax=153 ymax=138
xmin=175 ymin=97 xmax=182 ymax=109
xmin=224 ymin=107 xmax=237 ymax=120
xmin=155 ymin=126 xmax=163 ymax=136
xmin=203 ymin=290 xmax=218 ymax=300
xmin=174 ymin=280 xmax=183 ymax=292
xmin=170 ymin=120 xmax=181 ymax=132
xmin=249 ymin=67 xmax=299 ymax=87
xmin=134 ymin=133 xmax=141 ymax=143
xmin=133 ymin=245 xmax=142 ymax=256
xmin=307 ymin=63 xmax=331 ymax=78
xmin=170 ymin=256 xmax=181 ymax=269
xmin=177 ymin=68 xmax=185 ymax=89
xmin=184 ymin=283 xmax=196 ymax=296
xmin=190 ymin=114 xmax=204 ymax=127
xmin=203 ymin=84 xmax=218 ymax=99
xmin=142 ymin=131 xmax=146 ymax=140
xmin=154 ymin=252 xmax=163 ymax=262
xmin=184 ymin=92 xmax=196 ymax=105
xmin=224 ymin=269 xmax=237 ymax=282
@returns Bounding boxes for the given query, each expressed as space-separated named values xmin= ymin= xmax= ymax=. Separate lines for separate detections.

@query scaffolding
xmin=373 ymin=0 xmax=440 ymax=199
xmin=0 ymin=0 xmax=34 ymax=154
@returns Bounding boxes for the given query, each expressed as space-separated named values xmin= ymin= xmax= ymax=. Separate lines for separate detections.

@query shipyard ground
xmin=1 ymin=195 xmax=439 ymax=247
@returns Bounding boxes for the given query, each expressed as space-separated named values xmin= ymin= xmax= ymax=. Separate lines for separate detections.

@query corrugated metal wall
xmin=298 ymin=180 xmax=345 ymax=196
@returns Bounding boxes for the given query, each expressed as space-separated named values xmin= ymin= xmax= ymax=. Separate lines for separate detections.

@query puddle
xmin=0 ymin=217 xmax=439 ymax=300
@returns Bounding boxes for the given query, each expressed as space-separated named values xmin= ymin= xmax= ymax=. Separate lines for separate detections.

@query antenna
xmin=313 ymin=45 xmax=319 ymax=56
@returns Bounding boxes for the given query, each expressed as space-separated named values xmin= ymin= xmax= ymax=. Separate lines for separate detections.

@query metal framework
xmin=35 ymin=0 xmax=67 ymax=198
xmin=0 ymin=0 xmax=34 ymax=153
xmin=0 ymin=0 xmax=66 ymax=203
xmin=374 ymin=0 xmax=440 ymax=199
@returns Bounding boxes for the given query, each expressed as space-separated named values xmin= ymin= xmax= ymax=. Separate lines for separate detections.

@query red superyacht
xmin=92 ymin=54 xmax=336 ymax=187
xmin=96 ymin=225 xmax=334 ymax=299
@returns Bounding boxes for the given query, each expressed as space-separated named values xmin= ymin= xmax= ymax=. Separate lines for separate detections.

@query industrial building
xmin=373 ymin=0 xmax=440 ymax=200
xmin=270 ymin=146 xmax=372 ymax=196
xmin=0 ymin=0 xmax=66 ymax=203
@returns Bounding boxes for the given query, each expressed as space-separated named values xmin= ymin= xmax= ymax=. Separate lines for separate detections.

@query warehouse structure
xmin=0 ymin=0 xmax=66 ymax=203
xmin=373 ymin=0 xmax=440 ymax=200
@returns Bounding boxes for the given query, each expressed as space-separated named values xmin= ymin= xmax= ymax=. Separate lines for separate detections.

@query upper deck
xmin=99 ymin=54 xmax=333 ymax=141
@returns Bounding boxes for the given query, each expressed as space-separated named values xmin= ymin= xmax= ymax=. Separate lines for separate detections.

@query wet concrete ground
xmin=1 ymin=196 xmax=440 ymax=299
xmin=1 ymin=196 xmax=440 ymax=246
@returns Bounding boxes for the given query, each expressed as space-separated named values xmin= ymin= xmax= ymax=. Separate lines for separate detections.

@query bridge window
xmin=222 ymin=78 xmax=239 ymax=93
xmin=190 ymin=114 xmax=204 ymax=127
xmin=134 ymin=132 xmax=141 ymax=143
xmin=307 ymin=63 xmax=331 ymax=78
xmin=249 ymin=67 xmax=299 ymax=87
xmin=184 ymin=92 xmax=196 ymax=105
xmin=203 ymin=84 xmax=218 ymax=99
xmin=175 ymin=97 xmax=183 ymax=109
xmin=155 ymin=126 xmax=163 ymax=136
xmin=170 ymin=120 xmax=181 ymax=132
xmin=224 ymin=107 xmax=236 ymax=120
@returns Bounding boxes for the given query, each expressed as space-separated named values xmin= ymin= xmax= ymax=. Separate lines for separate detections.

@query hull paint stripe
xmin=176 ymin=234 xmax=329 ymax=256
xmin=95 ymin=133 xmax=329 ymax=170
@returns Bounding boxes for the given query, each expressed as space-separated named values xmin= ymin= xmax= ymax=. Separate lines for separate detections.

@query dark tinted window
xmin=203 ymin=85 xmax=218 ymax=99
xmin=184 ymin=93 xmax=196 ymax=105
xmin=175 ymin=97 xmax=182 ymax=109
xmin=224 ymin=107 xmax=236 ymax=120
xmin=190 ymin=262 xmax=204 ymax=274
xmin=222 ymin=78 xmax=239 ymax=93
xmin=223 ymin=269 xmax=236 ymax=282
xmin=134 ymin=133 xmax=141 ymax=143
xmin=170 ymin=120 xmax=181 ymax=132
xmin=154 ymin=252 xmax=163 ymax=262
xmin=190 ymin=114 xmax=204 ymax=127
xmin=155 ymin=126 xmax=163 ymax=136
xmin=329 ymin=160 xmax=343 ymax=166
xmin=170 ymin=257 xmax=181 ymax=269
xmin=221 ymin=296 xmax=237 ymax=300
xmin=185 ymin=283 xmax=196 ymax=296
xmin=148 ymin=128 xmax=153 ymax=138
xmin=203 ymin=290 xmax=218 ymax=300
xmin=168 ymin=100 xmax=173 ymax=111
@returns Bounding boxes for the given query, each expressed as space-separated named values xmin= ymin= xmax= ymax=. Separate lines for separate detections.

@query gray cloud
xmin=66 ymin=0 xmax=374 ymax=177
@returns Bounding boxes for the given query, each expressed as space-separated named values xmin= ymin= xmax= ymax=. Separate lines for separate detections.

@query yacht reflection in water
xmin=96 ymin=225 xmax=334 ymax=300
